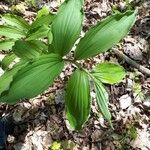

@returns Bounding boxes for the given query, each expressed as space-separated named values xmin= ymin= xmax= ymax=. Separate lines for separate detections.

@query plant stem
xmin=63 ymin=58 xmax=95 ymax=79
xmin=63 ymin=58 xmax=82 ymax=69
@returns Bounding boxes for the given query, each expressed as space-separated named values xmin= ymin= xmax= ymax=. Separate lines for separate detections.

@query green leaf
xmin=75 ymin=10 xmax=137 ymax=60
xmin=0 ymin=61 xmax=28 ymax=96
xmin=0 ymin=54 xmax=64 ymax=104
xmin=31 ymin=13 xmax=54 ymax=29
xmin=48 ymin=30 xmax=53 ymax=44
xmin=12 ymin=40 xmax=47 ymax=60
xmin=51 ymin=141 xmax=61 ymax=150
xmin=92 ymin=62 xmax=126 ymax=84
xmin=127 ymin=125 xmax=138 ymax=140
xmin=0 ymin=39 xmax=15 ymax=51
xmin=94 ymin=79 xmax=111 ymax=123
xmin=26 ymin=25 xmax=49 ymax=40
xmin=1 ymin=53 xmax=17 ymax=70
xmin=50 ymin=0 xmax=84 ymax=56
xmin=0 ymin=25 xmax=26 ymax=39
xmin=66 ymin=69 xmax=90 ymax=130
xmin=36 ymin=6 xmax=49 ymax=18
xmin=1 ymin=14 xmax=30 ymax=31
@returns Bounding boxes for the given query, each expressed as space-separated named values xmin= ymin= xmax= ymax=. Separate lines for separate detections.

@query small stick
xmin=113 ymin=49 xmax=150 ymax=76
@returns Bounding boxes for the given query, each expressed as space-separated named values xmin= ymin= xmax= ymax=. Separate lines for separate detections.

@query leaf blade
xmin=0 ymin=54 xmax=64 ymax=104
xmin=50 ymin=0 xmax=84 ymax=56
xmin=75 ymin=10 xmax=137 ymax=60
xmin=2 ymin=14 xmax=30 ymax=31
xmin=31 ymin=13 xmax=54 ymax=29
xmin=94 ymin=79 xmax=111 ymax=123
xmin=92 ymin=62 xmax=126 ymax=84
xmin=12 ymin=40 xmax=47 ymax=60
xmin=66 ymin=69 xmax=90 ymax=130
xmin=26 ymin=25 xmax=49 ymax=40
xmin=1 ymin=53 xmax=17 ymax=70
xmin=0 ymin=39 xmax=15 ymax=51
xmin=0 ymin=25 xmax=26 ymax=39
xmin=0 ymin=61 xmax=28 ymax=96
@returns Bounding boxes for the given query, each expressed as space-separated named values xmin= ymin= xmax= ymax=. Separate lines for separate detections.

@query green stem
xmin=63 ymin=58 xmax=82 ymax=69
xmin=63 ymin=58 xmax=96 ymax=80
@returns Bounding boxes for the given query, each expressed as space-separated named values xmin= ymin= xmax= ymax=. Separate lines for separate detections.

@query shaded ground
xmin=0 ymin=0 xmax=150 ymax=150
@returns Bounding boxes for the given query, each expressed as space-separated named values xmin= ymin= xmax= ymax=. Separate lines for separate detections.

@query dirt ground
xmin=0 ymin=0 xmax=150 ymax=150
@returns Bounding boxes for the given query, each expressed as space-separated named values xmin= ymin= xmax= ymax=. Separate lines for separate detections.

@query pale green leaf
xmin=0 ymin=61 xmax=28 ymax=96
xmin=51 ymin=141 xmax=61 ymax=150
xmin=0 ymin=54 xmax=64 ymax=104
xmin=0 ymin=25 xmax=26 ymax=39
xmin=1 ymin=53 xmax=17 ymax=70
xmin=36 ymin=6 xmax=49 ymax=18
xmin=0 ymin=39 xmax=15 ymax=51
xmin=12 ymin=40 xmax=47 ymax=60
xmin=2 ymin=14 xmax=30 ymax=31
xmin=50 ymin=0 xmax=84 ymax=56
xmin=31 ymin=13 xmax=54 ymax=29
xmin=75 ymin=10 xmax=137 ymax=60
xmin=92 ymin=63 xmax=126 ymax=84
xmin=66 ymin=69 xmax=90 ymax=130
xmin=94 ymin=79 xmax=111 ymax=123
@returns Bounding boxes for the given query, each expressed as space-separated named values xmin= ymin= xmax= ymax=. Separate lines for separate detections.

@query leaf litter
xmin=0 ymin=0 xmax=150 ymax=150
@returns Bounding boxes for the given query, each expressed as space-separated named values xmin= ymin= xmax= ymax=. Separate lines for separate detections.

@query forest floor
xmin=0 ymin=0 xmax=150 ymax=150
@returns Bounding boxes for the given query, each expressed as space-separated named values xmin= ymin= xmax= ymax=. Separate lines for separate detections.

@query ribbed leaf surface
xmin=0 ymin=39 xmax=15 ymax=51
xmin=66 ymin=69 xmax=90 ymax=130
xmin=12 ymin=40 xmax=47 ymax=60
xmin=0 ymin=61 xmax=28 ymax=96
xmin=0 ymin=25 xmax=26 ymax=39
xmin=50 ymin=0 xmax=84 ymax=56
xmin=36 ymin=6 xmax=49 ymax=19
xmin=1 ymin=53 xmax=17 ymax=70
xmin=92 ymin=63 xmax=126 ymax=84
xmin=31 ymin=13 xmax=54 ymax=29
xmin=26 ymin=25 xmax=49 ymax=40
xmin=75 ymin=10 xmax=137 ymax=60
xmin=0 ymin=54 xmax=64 ymax=104
xmin=94 ymin=79 xmax=111 ymax=122
xmin=2 ymin=14 xmax=30 ymax=31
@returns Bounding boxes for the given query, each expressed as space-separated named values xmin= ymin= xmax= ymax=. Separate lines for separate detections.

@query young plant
xmin=0 ymin=0 xmax=137 ymax=130
xmin=0 ymin=6 xmax=54 ymax=69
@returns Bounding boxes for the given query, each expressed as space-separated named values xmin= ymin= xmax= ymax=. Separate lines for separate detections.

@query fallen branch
xmin=113 ymin=49 xmax=150 ymax=76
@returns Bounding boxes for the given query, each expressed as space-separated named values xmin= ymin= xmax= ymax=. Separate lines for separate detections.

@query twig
xmin=113 ymin=49 xmax=150 ymax=76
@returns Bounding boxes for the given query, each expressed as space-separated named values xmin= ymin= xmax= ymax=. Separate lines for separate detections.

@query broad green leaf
xmin=75 ymin=10 xmax=137 ymax=60
xmin=26 ymin=25 xmax=49 ymax=40
xmin=1 ymin=53 xmax=17 ymax=70
xmin=0 ymin=61 xmax=28 ymax=96
xmin=31 ymin=13 xmax=54 ymax=29
xmin=50 ymin=0 xmax=84 ymax=56
xmin=94 ymin=79 xmax=111 ymax=123
xmin=12 ymin=40 xmax=47 ymax=60
xmin=66 ymin=69 xmax=90 ymax=130
xmin=0 ymin=39 xmax=15 ymax=51
xmin=92 ymin=63 xmax=126 ymax=84
xmin=0 ymin=54 xmax=64 ymax=104
xmin=0 ymin=25 xmax=26 ymax=39
xmin=31 ymin=40 xmax=48 ymax=52
xmin=1 ymin=14 xmax=30 ymax=31
xmin=36 ymin=6 xmax=49 ymax=18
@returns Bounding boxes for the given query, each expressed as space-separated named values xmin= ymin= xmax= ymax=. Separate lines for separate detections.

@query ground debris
xmin=0 ymin=0 xmax=150 ymax=150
